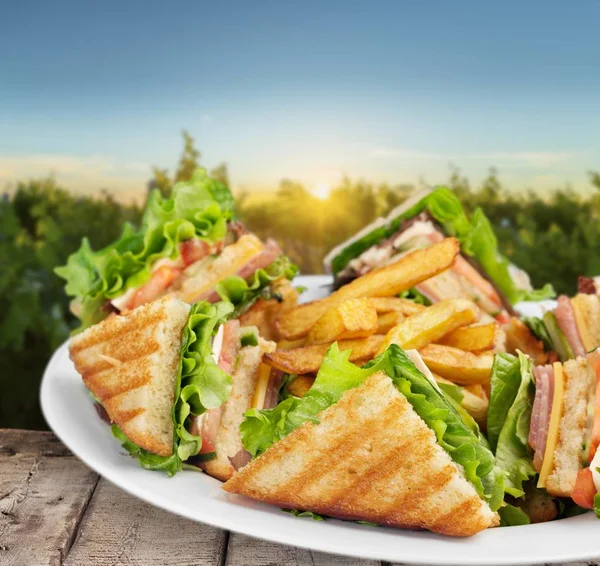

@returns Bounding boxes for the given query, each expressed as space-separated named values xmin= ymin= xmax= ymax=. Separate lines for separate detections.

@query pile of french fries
xmin=244 ymin=238 xmax=511 ymax=427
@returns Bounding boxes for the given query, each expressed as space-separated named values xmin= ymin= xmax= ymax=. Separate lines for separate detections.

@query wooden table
xmin=0 ymin=429 xmax=597 ymax=566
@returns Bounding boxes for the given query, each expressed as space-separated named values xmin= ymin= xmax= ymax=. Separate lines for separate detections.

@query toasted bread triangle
xmin=70 ymin=296 xmax=190 ymax=456
xmin=224 ymin=371 xmax=498 ymax=536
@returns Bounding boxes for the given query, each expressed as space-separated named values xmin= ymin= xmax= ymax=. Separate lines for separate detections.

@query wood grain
xmin=1 ymin=429 xmax=598 ymax=566
xmin=226 ymin=533 xmax=381 ymax=566
xmin=64 ymin=479 xmax=228 ymax=566
xmin=0 ymin=429 xmax=99 ymax=566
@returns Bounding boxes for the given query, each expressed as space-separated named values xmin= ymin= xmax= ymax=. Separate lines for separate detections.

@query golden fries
xmin=276 ymin=238 xmax=460 ymax=339
xmin=264 ymin=335 xmax=385 ymax=374
xmin=306 ymin=298 xmax=378 ymax=345
xmin=277 ymin=338 xmax=306 ymax=350
xmin=377 ymin=298 xmax=479 ymax=354
xmin=438 ymin=323 xmax=497 ymax=352
xmin=419 ymin=344 xmax=493 ymax=384
xmin=376 ymin=311 xmax=404 ymax=334
xmin=287 ymin=375 xmax=316 ymax=398
xmin=369 ymin=297 xmax=427 ymax=316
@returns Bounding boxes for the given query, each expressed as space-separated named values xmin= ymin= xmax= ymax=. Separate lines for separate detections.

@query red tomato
xmin=572 ymin=468 xmax=596 ymax=509
xmin=587 ymin=350 xmax=600 ymax=459
xmin=128 ymin=266 xmax=182 ymax=310
xmin=180 ymin=239 xmax=211 ymax=266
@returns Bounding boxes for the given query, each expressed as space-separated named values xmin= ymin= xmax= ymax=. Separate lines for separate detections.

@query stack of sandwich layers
xmin=61 ymin=175 xmax=600 ymax=537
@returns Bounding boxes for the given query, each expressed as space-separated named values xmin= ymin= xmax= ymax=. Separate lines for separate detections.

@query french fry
xmin=277 ymin=338 xmax=306 ymax=350
xmin=464 ymin=383 xmax=487 ymax=399
xmin=369 ymin=297 xmax=427 ymax=316
xmin=377 ymin=298 xmax=479 ymax=354
xmin=438 ymin=323 xmax=497 ymax=352
xmin=504 ymin=317 xmax=550 ymax=366
xmin=434 ymin=375 xmax=489 ymax=427
xmin=376 ymin=311 xmax=404 ymax=334
xmin=264 ymin=335 xmax=385 ymax=375
xmin=419 ymin=344 xmax=493 ymax=385
xmin=287 ymin=375 xmax=316 ymax=398
xmin=306 ymin=298 xmax=378 ymax=345
xmin=276 ymin=238 xmax=460 ymax=339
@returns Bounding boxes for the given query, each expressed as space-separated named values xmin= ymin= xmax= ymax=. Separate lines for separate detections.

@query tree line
xmin=1 ymin=131 xmax=599 ymax=429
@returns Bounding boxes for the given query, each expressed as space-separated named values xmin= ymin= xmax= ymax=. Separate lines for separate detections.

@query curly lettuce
xmin=488 ymin=352 xmax=536 ymax=498
xmin=55 ymin=168 xmax=233 ymax=331
xmin=215 ymin=255 xmax=298 ymax=316
xmin=331 ymin=186 xmax=554 ymax=304
xmin=241 ymin=343 xmax=504 ymax=511
xmin=112 ymin=300 xmax=233 ymax=475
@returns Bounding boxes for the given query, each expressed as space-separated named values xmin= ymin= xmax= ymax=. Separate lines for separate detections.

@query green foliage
xmin=0 ymin=177 xmax=141 ymax=429
xmin=2 ymin=135 xmax=600 ymax=432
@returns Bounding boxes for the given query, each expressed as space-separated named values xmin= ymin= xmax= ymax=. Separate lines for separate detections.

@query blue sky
xmin=1 ymin=0 xmax=599 ymax=199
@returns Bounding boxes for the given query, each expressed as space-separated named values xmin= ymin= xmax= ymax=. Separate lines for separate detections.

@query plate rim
xmin=40 ymin=275 xmax=600 ymax=565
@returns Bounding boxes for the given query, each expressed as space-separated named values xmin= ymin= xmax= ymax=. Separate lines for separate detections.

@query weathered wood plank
xmin=226 ymin=532 xmax=382 ymax=566
xmin=0 ymin=428 xmax=99 ymax=566
xmin=64 ymin=479 xmax=228 ymax=566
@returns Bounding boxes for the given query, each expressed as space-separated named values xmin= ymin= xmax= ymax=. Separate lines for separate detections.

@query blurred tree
xmin=174 ymin=130 xmax=201 ymax=184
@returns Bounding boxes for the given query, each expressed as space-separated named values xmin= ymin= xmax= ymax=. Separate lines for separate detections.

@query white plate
xmin=40 ymin=276 xmax=599 ymax=565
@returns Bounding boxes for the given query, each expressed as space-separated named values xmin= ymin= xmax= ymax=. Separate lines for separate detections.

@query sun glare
xmin=311 ymin=182 xmax=331 ymax=200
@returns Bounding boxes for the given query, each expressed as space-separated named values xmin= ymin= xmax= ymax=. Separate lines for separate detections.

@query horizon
xmin=2 ymin=0 xmax=599 ymax=198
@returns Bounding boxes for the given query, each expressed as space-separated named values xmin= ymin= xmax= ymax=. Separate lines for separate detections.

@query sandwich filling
xmin=56 ymin=167 xmax=296 ymax=331
xmin=327 ymin=186 xmax=554 ymax=306
xmin=240 ymin=343 xmax=504 ymax=512
xmin=337 ymin=214 xmax=513 ymax=322
xmin=525 ymin=293 xmax=600 ymax=362
xmin=112 ymin=300 xmax=234 ymax=475
xmin=189 ymin=321 xmax=277 ymax=476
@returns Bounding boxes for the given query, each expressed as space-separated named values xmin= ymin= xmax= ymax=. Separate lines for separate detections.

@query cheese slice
xmin=571 ymin=296 xmax=595 ymax=352
xmin=538 ymin=362 xmax=565 ymax=488
xmin=251 ymin=363 xmax=273 ymax=410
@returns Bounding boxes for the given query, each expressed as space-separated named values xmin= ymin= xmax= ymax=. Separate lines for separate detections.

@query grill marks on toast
xmin=70 ymin=297 xmax=190 ymax=457
xmin=224 ymin=371 xmax=497 ymax=536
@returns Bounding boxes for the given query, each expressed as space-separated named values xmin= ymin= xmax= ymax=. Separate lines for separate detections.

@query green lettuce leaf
xmin=330 ymin=186 xmax=555 ymax=304
xmin=522 ymin=316 xmax=554 ymax=352
xmin=488 ymin=354 xmax=523 ymax=452
xmin=594 ymin=492 xmax=600 ymax=519
xmin=398 ymin=288 xmax=431 ymax=306
xmin=112 ymin=300 xmax=233 ymax=475
xmin=489 ymin=352 xmax=536 ymax=497
xmin=543 ymin=311 xmax=574 ymax=362
xmin=241 ymin=343 xmax=504 ymax=511
xmin=241 ymin=344 xmax=387 ymax=457
xmin=55 ymin=168 xmax=233 ymax=332
xmin=499 ymin=504 xmax=531 ymax=526
xmin=215 ymin=255 xmax=298 ymax=316
xmin=282 ymin=509 xmax=326 ymax=521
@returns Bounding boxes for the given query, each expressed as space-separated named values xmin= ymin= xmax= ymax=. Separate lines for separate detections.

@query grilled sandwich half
xmin=224 ymin=344 xmax=504 ymax=536
xmin=70 ymin=295 xmax=277 ymax=477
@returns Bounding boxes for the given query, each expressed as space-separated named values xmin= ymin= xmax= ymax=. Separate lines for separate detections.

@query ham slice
xmin=554 ymin=295 xmax=586 ymax=357
xmin=529 ymin=365 xmax=555 ymax=472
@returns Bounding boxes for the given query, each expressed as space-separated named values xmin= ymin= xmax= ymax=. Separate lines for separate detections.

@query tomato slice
xmin=127 ymin=266 xmax=182 ymax=310
xmin=180 ymin=239 xmax=211 ymax=266
xmin=572 ymin=467 xmax=596 ymax=509
xmin=587 ymin=350 xmax=600 ymax=459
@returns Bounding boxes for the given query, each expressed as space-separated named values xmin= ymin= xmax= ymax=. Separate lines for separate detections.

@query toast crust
xmin=70 ymin=296 xmax=190 ymax=456
xmin=224 ymin=372 xmax=497 ymax=536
